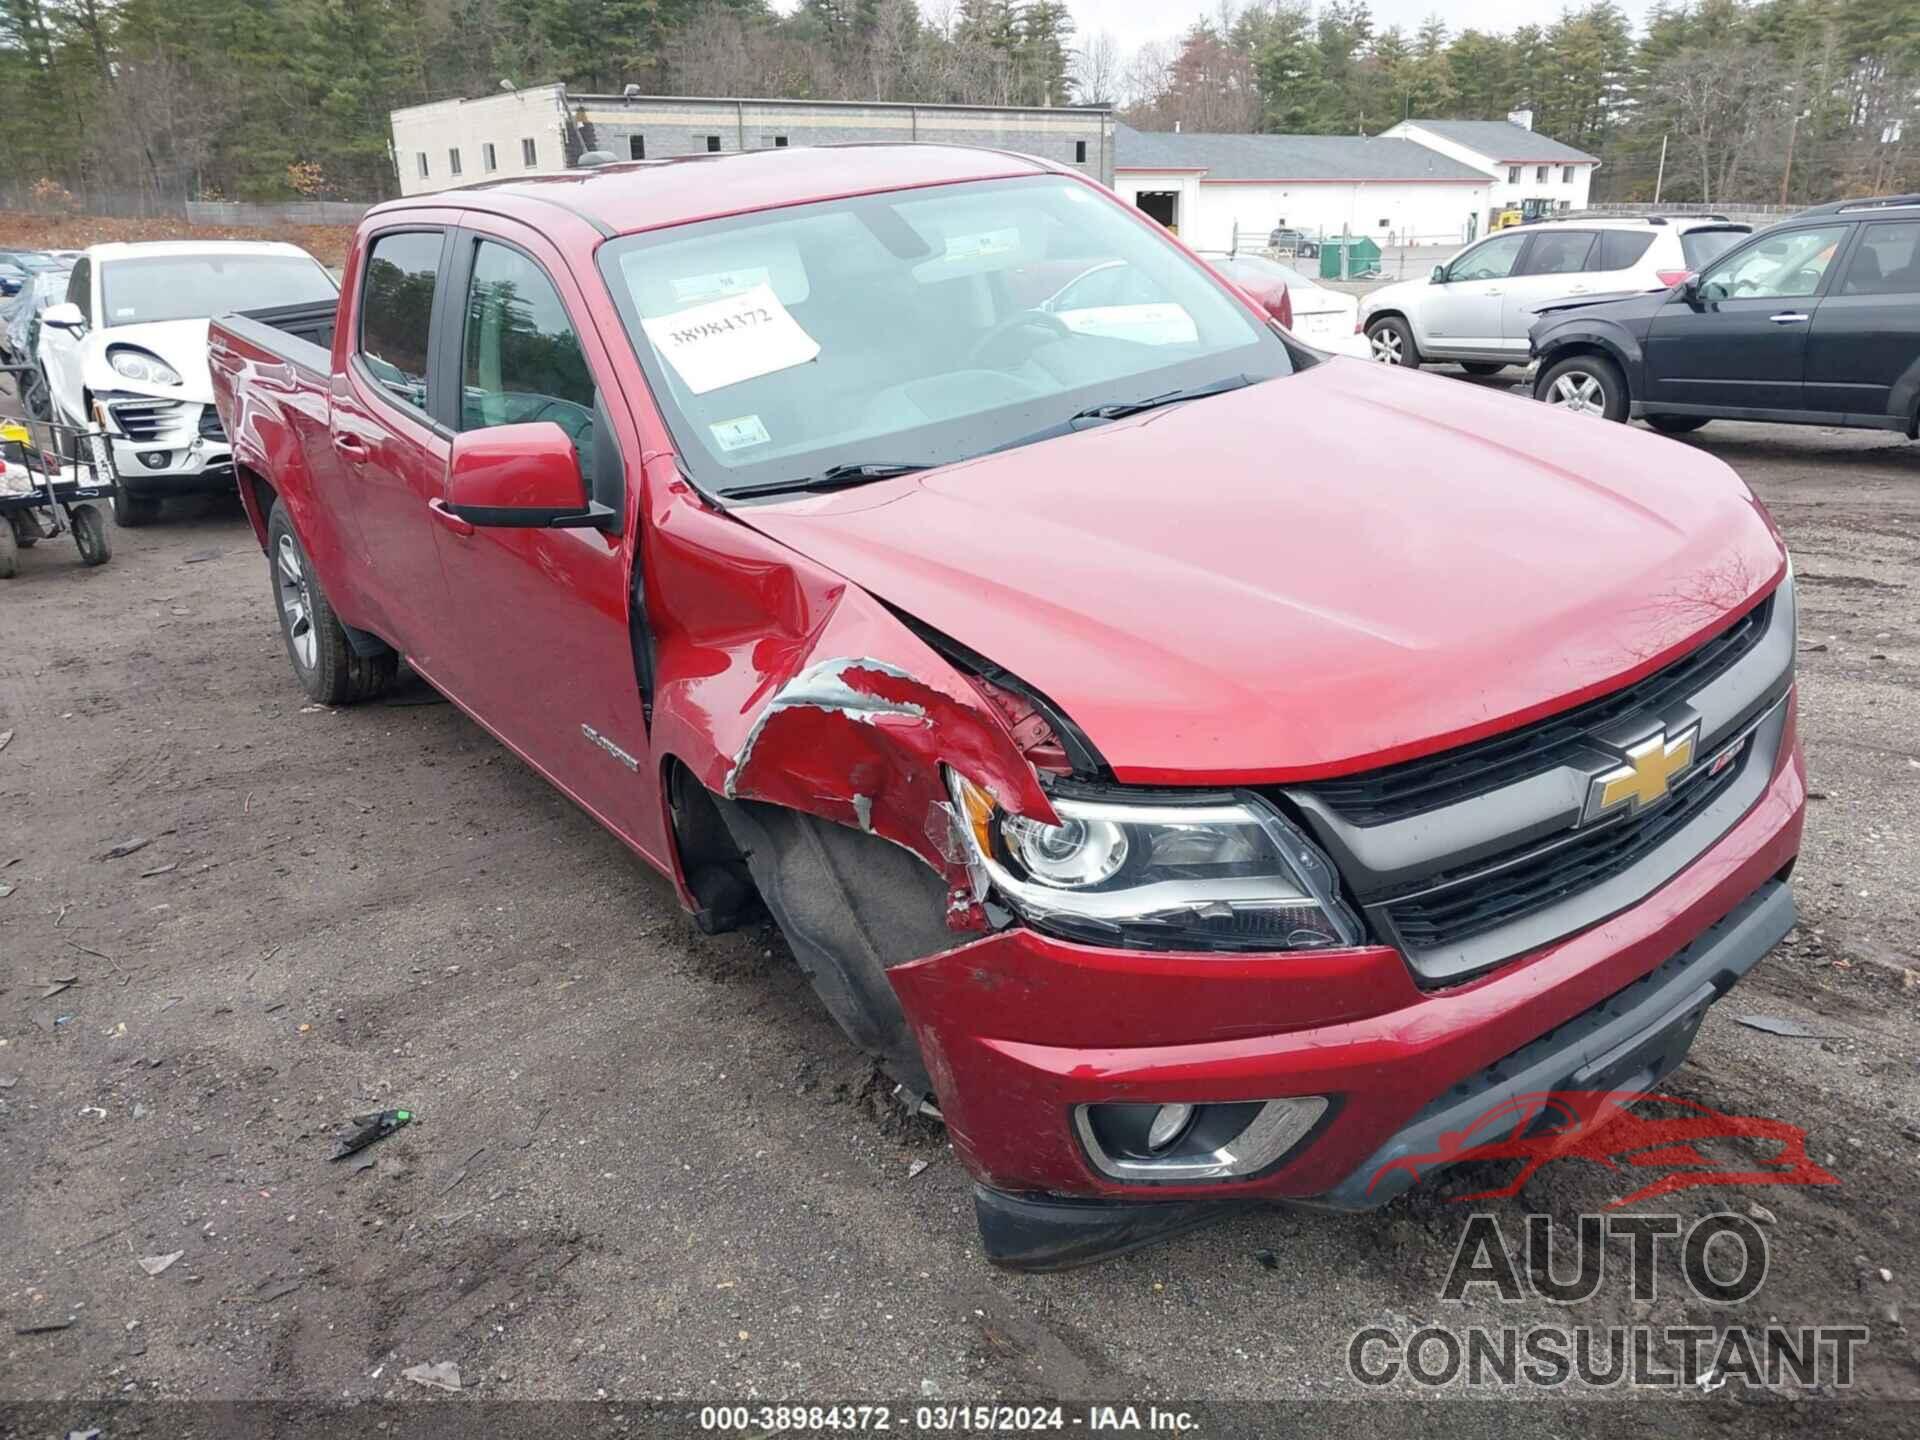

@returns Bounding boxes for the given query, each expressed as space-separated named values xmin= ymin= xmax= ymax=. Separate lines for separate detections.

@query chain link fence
xmin=0 ymin=186 xmax=372 ymax=228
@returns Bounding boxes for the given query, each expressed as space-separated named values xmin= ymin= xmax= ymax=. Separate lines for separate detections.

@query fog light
xmin=1146 ymin=1103 xmax=1195 ymax=1152
xmin=138 ymin=450 xmax=171 ymax=470
xmin=1076 ymin=1096 xmax=1329 ymax=1183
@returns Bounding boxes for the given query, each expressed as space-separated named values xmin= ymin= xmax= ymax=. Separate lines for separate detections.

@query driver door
xmin=1421 ymin=232 xmax=1530 ymax=352
xmin=1644 ymin=223 xmax=1852 ymax=412
xmin=430 ymin=221 xmax=662 ymax=853
xmin=38 ymin=259 xmax=91 ymax=424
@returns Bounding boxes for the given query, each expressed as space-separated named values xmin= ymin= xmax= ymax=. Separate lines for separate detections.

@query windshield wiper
xmin=985 ymin=374 xmax=1256 ymax=456
xmin=722 ymin=461 xmax=936 ymax=501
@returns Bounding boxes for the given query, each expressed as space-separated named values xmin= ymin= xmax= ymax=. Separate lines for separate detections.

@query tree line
xmin=1119 ymin=0 xmax=1920 ymax=206
xmin=0 ymin=0 xmax=1914 ymax=207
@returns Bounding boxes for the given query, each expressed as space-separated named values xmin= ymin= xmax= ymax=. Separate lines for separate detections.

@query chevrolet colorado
xmin=210 ymin=145 xmax=1804 ymax=1270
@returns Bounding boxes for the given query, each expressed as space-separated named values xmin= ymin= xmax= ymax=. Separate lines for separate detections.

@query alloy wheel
xmin=276 ymin=534 xmax=317 ymax=669
xmin=1546 ymin=370 xmax=1606 ymax=416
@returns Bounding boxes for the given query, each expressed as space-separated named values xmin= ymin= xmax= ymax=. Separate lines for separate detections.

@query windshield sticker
xmin=941 ymin=228 xmax=1020 ymax=263
xmin=640 ymin=283 xmax=820 ymax=396
xmin=672 ymin=266 xmax=773 ymax=306
xmin=1055 ymin=302 xmax=1199 ymax=346
xmin=709 ymin=414 xmax=772 ymax=452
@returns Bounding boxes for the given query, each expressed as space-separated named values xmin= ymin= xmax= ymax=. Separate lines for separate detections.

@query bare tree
xmin=1122 ymin=39 xmax=1176 ymax=114
xmin=1073 ymin=30 xmax=1122 ymax=105
xmin=1652 ymin=46 xmax=1792 ymax=204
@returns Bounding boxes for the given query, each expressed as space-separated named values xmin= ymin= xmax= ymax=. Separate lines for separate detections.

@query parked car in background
xmin=1268 ymin=226 xmax=1320 ymax=258
xmin=212 ymin=146 xmax=1801 ymax=1270
xmin=0 ymin=248 xmax=61 ymax=297
xmin=1360 ymin=216 xmax=1751 ymax=373
xmin=37 ymin=240 xmax=338 ymax=524
xmin=1 ymin=267 xmax=73 ymax=418
xmin=1529 ymin=196 xmax=1920 ymax=432
xmin=1201 ymin=251 xmax=1368 ymax=358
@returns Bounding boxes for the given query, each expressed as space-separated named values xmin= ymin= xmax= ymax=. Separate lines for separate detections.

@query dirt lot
xmin=0 ymin=212 xmax=356 ymax=268
xmin=1 ymin=377 xmax=1918 ymax=1429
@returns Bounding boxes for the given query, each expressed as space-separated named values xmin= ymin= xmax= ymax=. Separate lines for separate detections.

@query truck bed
xmin=210 ymin=300 xmax=336 ymax=380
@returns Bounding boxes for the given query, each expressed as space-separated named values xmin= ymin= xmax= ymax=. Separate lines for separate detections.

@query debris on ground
xmin=0 ymin=1075 xmax=18 ymax=1089
xmin=1736 ymin=1014 xmax=1836 ymax=1039
xmin=183 ymin=549 xmax=223 ymax=564
xmin=1254 ymin=1249 xmax=1280 ymax=1270
xmin=140 ymin=863 xmax=178 ymax=878
xmin=402 ymin=1360 xmax=462 ymax=1392
xmin=137 ymin=1251 xmax=184 ymax=1276
xmin=0 ymin=728 xmax=12 ymax=752
xmin=0 ymin=881 xmax=13 ymax=898
xmin=906 ymin=1159 xmax=929 ymax=1180
xmin=1748 ymin=1202 xmax=1778 ymax=1225
xmin=38 ymin=976 xmax=77 ymax=998
xmin=99 ymin=837 xmax=152 ymax=861
xmin=14 ymin=1317 xmax=73 ymax=1335
xmin=329 ymin=1107 xmax=412 ymax=1161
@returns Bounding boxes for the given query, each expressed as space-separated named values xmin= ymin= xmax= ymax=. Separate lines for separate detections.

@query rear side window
xmin=359 ymin=231 xmax=442 ymax=416
xmin=1517 ymin=230 xmax=1596 ymax=276
xmin=1838 ymin=221 xmax=1920 ymax=295
xmin=1594 ymin=230 xmax=1656 ymax=271
xmin=460 ymin=240 xmax=597 ymax=468
xmin=1680 ymin=228 xmax=1749 ymax=272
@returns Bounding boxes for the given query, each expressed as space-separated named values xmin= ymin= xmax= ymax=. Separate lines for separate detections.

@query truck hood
xmin=739 ymin=358 xmax=1786 ymax=785
xmin=84 ymin=318 xmax=216 ymax=403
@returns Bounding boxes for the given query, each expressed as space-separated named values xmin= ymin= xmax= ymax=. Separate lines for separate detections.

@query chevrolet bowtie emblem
xmin=1584 ymin=724 xmax=1699 ymax=824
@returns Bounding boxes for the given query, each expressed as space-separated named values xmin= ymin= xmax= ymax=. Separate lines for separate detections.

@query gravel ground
xmin=2 ymin=377 xmax=1918 ymax=1430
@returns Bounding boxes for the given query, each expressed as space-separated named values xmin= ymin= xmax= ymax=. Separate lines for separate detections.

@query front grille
xmin=1384 ymin=743 xmax=1748 ymax=952
xmin=1304 ymin=595 xmax=1775 ymax=826
xmin=111 ymin=399 xmax=185 ymax=443
xmin=199 ymin=407 xmax=224 ymax=442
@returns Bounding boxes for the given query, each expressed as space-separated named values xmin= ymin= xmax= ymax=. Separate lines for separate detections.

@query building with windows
xmin=388 ymin=86 xmax=1114 ymax=197
xmin=1379 ymin=114 xmax=1600 ymax=231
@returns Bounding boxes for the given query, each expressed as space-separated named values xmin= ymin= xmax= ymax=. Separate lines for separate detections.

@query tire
xmin=1535 ymin=354 xmax=1628 ymax=422
xmin=70 ymin=503 xmax=110 ymax=566
xmin=1367 ymin=315 xmax=1420 ymax=367
xmin=111 ymin=479 xmax=162 ymax=527
xmin=0 ymin=518 xmax=16 ymax=578
xmin=10 ymin=513 xmax=38 ymax=548
xmin=23 ymin=368 xmax=51 ymax=421
xmin=1646 ymin=414 xmax=1711 ymax=435
xmin=266 ymin=500 xmax=397 ymax=705
xmin=1460 ymin=362 xmax=1510 ymax=376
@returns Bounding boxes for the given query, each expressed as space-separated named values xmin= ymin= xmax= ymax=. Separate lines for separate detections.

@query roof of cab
xmin=85 ymin=240 xmax=319 ymax=262
xmin=369 ymin=143 xmax=1062 ymax=240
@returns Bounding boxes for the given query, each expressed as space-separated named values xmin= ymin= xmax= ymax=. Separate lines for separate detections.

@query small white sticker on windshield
xmin=640 ymin=283 xmax=819 ymax=396
xmin=672 ymin=266 xmax=773 ymax=305
xmin=709 ymin=414 xmax=771 ymax=452
xmin=942 ymin=228 xmax=1020 ymax=262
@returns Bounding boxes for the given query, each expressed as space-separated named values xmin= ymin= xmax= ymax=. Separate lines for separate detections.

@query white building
xmin=390 ymin=84 xmax=574 ymax=194
xmin=1379 ymin=113 xmax=1600 ymax=231
xmin=1112 ymin=123 xmax=1492 ymax=252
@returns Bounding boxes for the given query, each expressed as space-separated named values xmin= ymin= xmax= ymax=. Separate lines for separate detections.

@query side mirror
xmin=1430 ymin=264 xmax=1448 ymax=284
xmin=444 ymin=421 xmax=614 ymax=530
xmin=41 ymin=302 xmax=84 ymax=333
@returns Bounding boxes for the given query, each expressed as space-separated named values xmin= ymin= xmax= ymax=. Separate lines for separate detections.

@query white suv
xmin=1359 ymin=217 xmax=1751 ymax=373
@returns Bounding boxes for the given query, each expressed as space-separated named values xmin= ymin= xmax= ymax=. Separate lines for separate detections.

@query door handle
xmin=331 ymin=433 xmax=369 ymax=458
xmin=428 ymin=497 xmax=474 ymax=537
xmin=1769 ymin=312 xmax=1810 ymax=324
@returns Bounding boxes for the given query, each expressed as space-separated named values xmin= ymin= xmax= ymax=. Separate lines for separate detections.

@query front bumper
xmin=98 ymin=393 xmax=234 ymax=494
xmin=889 ymin=708 xmax=1804 ymax=1252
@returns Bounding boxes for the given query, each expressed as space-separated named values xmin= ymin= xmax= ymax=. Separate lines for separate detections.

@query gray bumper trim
xmin=1314 ymin=879 xmax=1795 ymax=1211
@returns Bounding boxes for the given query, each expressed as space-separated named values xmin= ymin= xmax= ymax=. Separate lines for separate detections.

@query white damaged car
xmin=37 ymin=241 xmax=337 ymax=524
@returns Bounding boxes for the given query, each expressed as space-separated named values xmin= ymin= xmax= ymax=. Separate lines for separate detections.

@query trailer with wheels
xmin=1 ymin=364 xmax=114 ymax=577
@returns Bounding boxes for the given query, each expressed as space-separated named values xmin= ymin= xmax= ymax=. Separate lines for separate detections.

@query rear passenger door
xmin=1805 ymin=220 xmax=1920 ymax=420
xmin=1498 ymin=228 xmax=1599 ymax=350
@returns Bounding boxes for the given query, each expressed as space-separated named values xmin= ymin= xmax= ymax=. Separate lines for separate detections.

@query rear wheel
xmin=1460 ymin=362 xmax=1509 ymax=376
xmin=1646 ymin=414 xmax=1711 ymax=435
xmin=111 ymin=479 xmax=162 ymax=527
xmin=10 ymin=513 xmax=38 ymax=547
xmin=1367 ymin=316 xmax=1420 ymax=367
xmin=1535 ymin=354 xmax=1628 ymax=422
xmin=70 ymin=503 xmax=110 ymax=566
xmin=0 ymin=519 xmax=17 ymax=578
xmin=266 ymin=501 xmax=397 ymax=705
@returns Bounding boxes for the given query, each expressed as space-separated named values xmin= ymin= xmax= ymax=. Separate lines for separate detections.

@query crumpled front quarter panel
xmin=642 ymin=467 xmax=1053 ymax=926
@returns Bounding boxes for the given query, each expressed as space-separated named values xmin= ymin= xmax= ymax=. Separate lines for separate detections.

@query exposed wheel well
xmin=237 ymin=463 xmax=277 ymax=550
xmin=1536 ymin=344 xmax=1629 ymax=393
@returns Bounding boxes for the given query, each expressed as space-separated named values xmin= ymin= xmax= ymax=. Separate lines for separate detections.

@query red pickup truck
xmin=210 ymin=145 xmax=1803 ymax=1270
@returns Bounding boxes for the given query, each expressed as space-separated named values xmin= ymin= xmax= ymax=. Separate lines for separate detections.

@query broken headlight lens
xmin=948 ymin=771 xmax=1362 ymax=953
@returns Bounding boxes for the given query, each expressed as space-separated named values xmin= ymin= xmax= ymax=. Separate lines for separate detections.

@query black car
xmin=1267 ymin=227 xmax=1320 ymax=258
xmin=1528 ymin=194 xmax=1920 ymax=435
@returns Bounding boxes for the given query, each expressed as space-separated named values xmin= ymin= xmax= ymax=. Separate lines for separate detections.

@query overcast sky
xmin=1068 ymin=0 xmax=1658 ymax=55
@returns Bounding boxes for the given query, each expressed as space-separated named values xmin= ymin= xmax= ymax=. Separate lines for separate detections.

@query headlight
xmin=108 ymin=346 xmax=181 ymax=386
xmin=948 ymin=771 xmax=1362 ymax=952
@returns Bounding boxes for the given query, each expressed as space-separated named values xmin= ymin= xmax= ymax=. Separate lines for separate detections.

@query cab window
xmin=1699 ymin=225 xmax=1850 ymax=302
xmin=459 ymin=240 xmax=597 ymax=466
xmin=1448 ymin=232 xmax=1528 ymax=283
xmin=359 ymin=231 xmax=442 ymax=416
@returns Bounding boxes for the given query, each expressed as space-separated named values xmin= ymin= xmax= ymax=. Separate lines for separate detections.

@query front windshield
xmin=101 ymin=253 xmax=338 ymax=327
xmin=598 ymin=175 xmax=1293 ymax=496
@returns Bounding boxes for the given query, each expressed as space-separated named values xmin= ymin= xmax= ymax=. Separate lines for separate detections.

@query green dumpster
xmin=1319 ymin=235 xmax=1382 ymax=280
